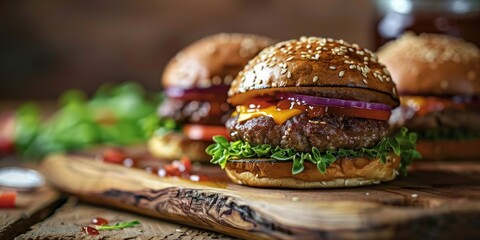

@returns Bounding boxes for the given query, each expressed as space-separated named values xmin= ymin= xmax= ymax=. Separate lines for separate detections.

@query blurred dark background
xmin=1 ymin=0 xmax=479 ymax=100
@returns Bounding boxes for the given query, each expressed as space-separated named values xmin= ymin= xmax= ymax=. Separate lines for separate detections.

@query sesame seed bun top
xmin=228 ymin=36 xmax=399 ymax=107
xmin=162 ymin=33 xmax=274 ymax=89
xmin=378 ymin=33 xmax=480 ymax=96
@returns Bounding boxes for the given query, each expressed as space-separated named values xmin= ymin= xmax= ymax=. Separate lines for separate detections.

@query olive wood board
xmin=41 ymin=151 xmax=480 ymax=240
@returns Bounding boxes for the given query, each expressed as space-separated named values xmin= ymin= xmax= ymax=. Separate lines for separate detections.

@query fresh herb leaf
xmin=206 ymin=128 xmax=421 ymax=176
xmin=14 ymin=82 xmax=162 ymax=159
xmin=96 ymin=220 xmax=141 ymax=231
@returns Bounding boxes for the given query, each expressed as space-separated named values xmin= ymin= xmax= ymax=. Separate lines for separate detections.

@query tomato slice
xmin=0 ymin=191 xmax=17 ymax=208
xmin=401 ymin=96 xmax=467 ymax=116
xmin=326 ymin=106 xmax=391 ymax=121
xmin=183 ymin=124 xmax=230 ymax=141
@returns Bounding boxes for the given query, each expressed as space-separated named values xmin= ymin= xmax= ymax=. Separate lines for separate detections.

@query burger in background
xmin=207 ymin=37 xmax=419 ymax=188
xmin=148 ymin=33 xmax=274 ymax=162
xmin=378 ymin=33 xmax=480 ymax=160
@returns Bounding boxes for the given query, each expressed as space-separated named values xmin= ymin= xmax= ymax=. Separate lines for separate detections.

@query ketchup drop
xmin=91 ymin=217 xmax=109 ymax=226
xmin=81 ymin=226 xmax=99 ymax=235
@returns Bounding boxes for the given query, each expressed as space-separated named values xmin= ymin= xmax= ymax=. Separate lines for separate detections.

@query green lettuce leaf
xmin=206 ymin=128 xmax=421 ymax=176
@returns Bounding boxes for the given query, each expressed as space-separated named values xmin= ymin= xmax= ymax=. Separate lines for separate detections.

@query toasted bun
xmin=148 ymin=132 xmax=211 ymax=162
xmin=162 ymin=33 xmax=274 ymax=89
xmin=228 ymin=36 xmax=399 ymax=107
xmin=416 ymin=139 xmax=480 ymax=160
xmin=378 ymin=33 xmax=480 ymax=96
xmin=225 ymin=154 xmax=400 ymax=188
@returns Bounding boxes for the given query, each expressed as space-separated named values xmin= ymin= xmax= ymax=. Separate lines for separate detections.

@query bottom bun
xmin=225 ymin=154 xmax=400 ymax=188
xmin=147 ymin=132 xmax=211 ymax=162
xmin=416 ymin=139 xmax=480 ymax=160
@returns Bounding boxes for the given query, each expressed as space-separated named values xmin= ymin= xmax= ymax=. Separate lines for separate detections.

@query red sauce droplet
xmin=91 ymin=217 xmax=109 ymax=226
xmin=102 ymin=148 xmax=126 ymax=164
xmin=82 ymin=226 xmax=99 ymax=235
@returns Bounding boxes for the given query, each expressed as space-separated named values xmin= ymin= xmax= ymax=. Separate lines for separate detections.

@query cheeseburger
xmin=207 ymin=37 xmax=419 ymax=188
xmin=148 ymin=33 xmax=273 ymax=162
xmin=378 ymin=33 xmax=480 ymax=160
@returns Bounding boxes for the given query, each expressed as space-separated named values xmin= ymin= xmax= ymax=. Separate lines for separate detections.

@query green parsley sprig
xmin=96 ymin=220 xmax=141 ymax=231
xmin=206 ymin=128 xmax=421 ymax=176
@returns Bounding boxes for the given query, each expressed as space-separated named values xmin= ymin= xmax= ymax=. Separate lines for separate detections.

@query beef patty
xmin=159 ymin=98 xmax=232 ymax=125
xmin=226 ymin=113 xmax=389 ymax=152
xmin=389 ymin=106 xmax=480 ymax=138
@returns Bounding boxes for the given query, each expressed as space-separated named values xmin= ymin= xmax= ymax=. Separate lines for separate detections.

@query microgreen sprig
xmin=96 ymin=220 xmax=141 ymax=231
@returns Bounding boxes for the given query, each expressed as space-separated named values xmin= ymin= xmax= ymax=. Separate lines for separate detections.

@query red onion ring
xmin=277 ymin=92 xmax=391 ymax=111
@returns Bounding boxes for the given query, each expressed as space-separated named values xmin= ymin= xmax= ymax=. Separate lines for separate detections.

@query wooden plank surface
xmin=16 ymin=198 xmax=235 ymax=240
xmin=0 ymin=157 xmax=66 ymax=240
xmin=0 ymin=185 xmax=65 ymax=240
xmin=41 ymin=151 xmax=480 ymax=240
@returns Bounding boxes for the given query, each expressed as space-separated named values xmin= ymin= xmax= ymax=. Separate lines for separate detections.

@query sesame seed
xmin=362 ymin=79 xmax=368 ymax=84
xmin=287 ymin=71 xmax=292 ymax=78
xmin=286 ymin=56 xmax=294 ymax=62
xmin=349 ymin=65 xmax=356 ymax=69
xmin=329 ymin=66 xmax=336 ymax=70
xmin=392 ymin=87 xmax=397 ymax=96
xmin=313 ymin=76 xmax=318 ymax=82
xmin=411 ymin=194 xmax=418 ymax=198
xmin=280 ymin=69 xmax=288 ymax=74
xmin=378 ymin=74 xmax=384 ymax=82
xmin=339 ymin=71 xmax=345 ymax=77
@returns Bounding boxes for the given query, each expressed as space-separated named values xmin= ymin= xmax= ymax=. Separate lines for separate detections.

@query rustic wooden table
xmin=0 ymin=156 xmax=235 ymax=240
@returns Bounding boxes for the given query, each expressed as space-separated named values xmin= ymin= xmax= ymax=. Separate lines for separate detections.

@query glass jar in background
xmin=374 ymin=0 xmax=480 ymax=49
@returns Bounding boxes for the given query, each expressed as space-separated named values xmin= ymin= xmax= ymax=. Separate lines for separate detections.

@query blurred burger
xmin=378 ymin=33 xmax=480 ymax=160
xmin=148 ymin=33 xmax=274 ymax=162
xmin=207 ymin=37 xmax=419 ymax=188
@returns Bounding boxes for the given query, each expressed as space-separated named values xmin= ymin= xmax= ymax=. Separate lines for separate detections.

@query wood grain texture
xmin=16 ymin=198 xmax=235 ymax=240
xmin=0 ymin=157 xmax=66 ymax=240
xmin=0 ymin=185 xmax=65 ymax=240
xmin=42 ymin=154 xmax=480 ymax=240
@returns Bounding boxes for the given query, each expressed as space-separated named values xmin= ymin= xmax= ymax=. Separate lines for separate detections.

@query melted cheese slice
xmin=236 ymin=105 xmax=303 ymax=125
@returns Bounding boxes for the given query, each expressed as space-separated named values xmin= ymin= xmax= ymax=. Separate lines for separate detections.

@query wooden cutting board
xmin=41 ymin=149 xmax=480 ymax=240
